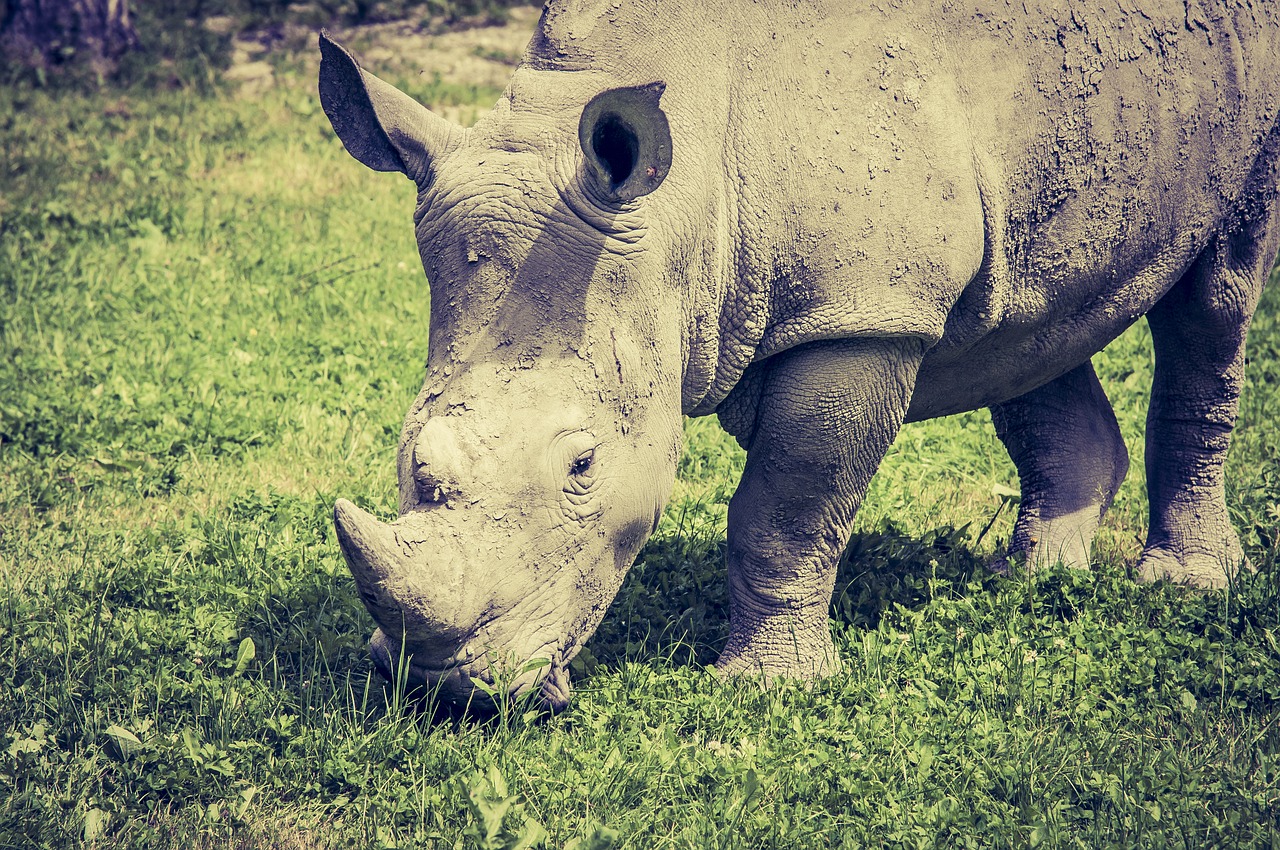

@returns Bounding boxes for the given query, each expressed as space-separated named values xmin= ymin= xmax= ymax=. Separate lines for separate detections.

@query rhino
xmin=320 ymin=1 xmax=1280 ymax=709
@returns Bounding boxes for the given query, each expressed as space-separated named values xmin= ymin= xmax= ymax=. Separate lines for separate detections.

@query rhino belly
xmin=904 ymin=236 xmax=1202 ymax=422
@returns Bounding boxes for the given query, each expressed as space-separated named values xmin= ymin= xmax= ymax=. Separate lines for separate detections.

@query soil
xmin=221 ymin=5 xmax=540 ymax=114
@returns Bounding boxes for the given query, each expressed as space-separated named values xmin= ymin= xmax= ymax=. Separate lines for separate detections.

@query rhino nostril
xmin=414 ymin=467 xmax=451 ymax=504
xmin=411 ymin=419 xmax=471 ymax=504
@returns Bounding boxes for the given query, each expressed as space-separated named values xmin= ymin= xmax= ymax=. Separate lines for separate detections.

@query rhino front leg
xmin=715 ymin=337 xmax=924 ymax=680
xmin=1139 ymin=227 xmax=1274 ymax=587
xmin=988 ymin=360 xmax=1130 ymax=572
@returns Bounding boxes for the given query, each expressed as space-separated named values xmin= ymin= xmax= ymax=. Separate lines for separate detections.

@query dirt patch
xmin=340 ymin=8 xmax=536 ymax=88
xmin=223 ymin=6 xmax=539 ymax=112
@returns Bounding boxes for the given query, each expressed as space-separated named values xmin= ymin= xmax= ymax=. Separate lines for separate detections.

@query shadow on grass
xmin=579 ymin=522 xmax=1001 ymax=676
xmin=368 ymin=522 xmax=1002 ymax=724
xmin=385 ymin=521 xmax=1280 ymax=723
xmin=333 ymin=492 xmax=1279 ymax=722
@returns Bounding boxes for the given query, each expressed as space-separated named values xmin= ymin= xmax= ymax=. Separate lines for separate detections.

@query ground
xmin=0 ymin=9 xmax=1278 ymax=849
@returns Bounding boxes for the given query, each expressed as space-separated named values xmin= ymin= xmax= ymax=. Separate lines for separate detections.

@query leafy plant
xmin=460 ymin=765 xmax=547 ymax=850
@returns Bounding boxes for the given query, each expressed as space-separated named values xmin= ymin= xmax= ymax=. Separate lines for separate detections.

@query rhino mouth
xmin=514 ymin=664 xmax=572 ymax=709
xmin=367 ymin=627 xmax=573 ymax=712
xmin=335 ymin=500 xmax=580 ymax=713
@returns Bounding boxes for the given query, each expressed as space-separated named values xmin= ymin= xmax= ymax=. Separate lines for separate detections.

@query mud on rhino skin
xmin=319 ymin=1 xmax=1280 ymax=709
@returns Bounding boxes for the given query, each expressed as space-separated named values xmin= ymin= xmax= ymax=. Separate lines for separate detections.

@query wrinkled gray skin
xmin=321 ymin=1 xmax=1280 ymax=709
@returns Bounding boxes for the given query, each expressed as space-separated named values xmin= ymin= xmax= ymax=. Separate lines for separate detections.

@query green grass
xmin=2 ymin=51 xmax=1279 ymax=849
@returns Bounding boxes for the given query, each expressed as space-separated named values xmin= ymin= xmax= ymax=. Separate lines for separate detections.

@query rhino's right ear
xmin=318 ymin=31 xmax=461 ymax=184
xmin=579 ymin=82 xmax=672 ymax=202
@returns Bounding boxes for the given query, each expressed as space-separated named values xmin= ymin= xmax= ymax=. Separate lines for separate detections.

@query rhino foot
xmin=713 ymin=630 xmax=841 ymax=684
xmin=1006 ymin=505 xmax=1099 ymax=573
xmin=1136 ymin=536 xmax=1248 ymax=590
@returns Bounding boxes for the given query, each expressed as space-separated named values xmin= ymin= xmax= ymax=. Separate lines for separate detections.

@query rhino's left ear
xmin=579 ymin=82 xmax=672 ymax=202
xmin=318 ymin=31 xmax=462 ymax=185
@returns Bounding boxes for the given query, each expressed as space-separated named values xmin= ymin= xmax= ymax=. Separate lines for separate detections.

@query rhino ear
xmin=578 ymin=82 xmax=672 ymax=202
xmin=318 ymin=31 xmax=461 ymax=184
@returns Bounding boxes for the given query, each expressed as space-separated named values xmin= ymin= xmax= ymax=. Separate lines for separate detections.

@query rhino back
xmin=707 ymin=1 xmax=1280 ymax=419
xmin=518 ymin=2 xmax=1280 ymax=419
xmin=909 ymin=0 xmax=1280 ymax=417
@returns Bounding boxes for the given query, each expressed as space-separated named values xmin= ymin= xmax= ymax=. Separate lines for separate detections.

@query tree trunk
xmin=0 ymin=0 xmax=138 ymax=74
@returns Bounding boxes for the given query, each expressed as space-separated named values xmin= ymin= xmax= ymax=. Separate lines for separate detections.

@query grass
xmin=1 ymin=32 xmax=1279 ymax=849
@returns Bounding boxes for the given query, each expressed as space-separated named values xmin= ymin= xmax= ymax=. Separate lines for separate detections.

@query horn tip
xmin=333 ymin=498 xmax=378 ymax=547
xmin=333 ymin=496 xmax=358 ymax=525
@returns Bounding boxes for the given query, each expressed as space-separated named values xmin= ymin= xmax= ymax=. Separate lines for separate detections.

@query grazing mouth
xmin=369 ymin=628 xmax=467 ymax=684
xmin=527 ymin=664 xmax=573 ymax=711
xmin=368 ymin=629 xmax=571 ymax=711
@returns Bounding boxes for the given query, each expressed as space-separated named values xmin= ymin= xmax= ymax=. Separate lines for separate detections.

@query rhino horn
xmin=332 ymin=499 xmax=471 ymax=646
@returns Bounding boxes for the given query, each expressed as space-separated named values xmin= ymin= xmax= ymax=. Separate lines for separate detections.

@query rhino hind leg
xmin=989 ymin=360 xmax=1130 ymax=572
xmin=1139 ymin=218 xmax=1277 ymax=587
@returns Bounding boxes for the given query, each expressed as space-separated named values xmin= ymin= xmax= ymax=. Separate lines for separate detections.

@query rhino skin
xmin=320 ymin=1 xmax=1280 ymax=709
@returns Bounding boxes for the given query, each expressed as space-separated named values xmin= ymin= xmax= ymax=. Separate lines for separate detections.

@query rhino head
xmin=318 ymin=30 xmax=720 ymax=710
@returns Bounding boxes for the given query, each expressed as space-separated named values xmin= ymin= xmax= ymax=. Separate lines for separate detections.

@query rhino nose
xmin=412 ymin=418 xmax=474 ymax=504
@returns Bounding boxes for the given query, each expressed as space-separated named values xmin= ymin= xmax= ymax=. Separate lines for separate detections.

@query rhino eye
xmin=570 ymin=450 xmax=595 ymax=477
